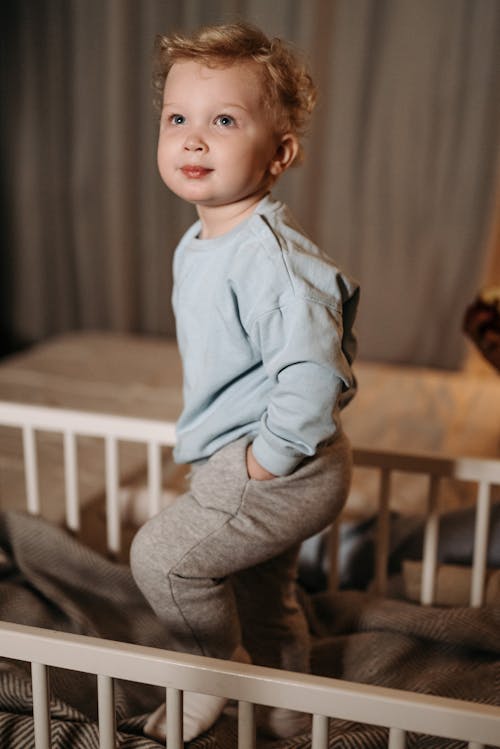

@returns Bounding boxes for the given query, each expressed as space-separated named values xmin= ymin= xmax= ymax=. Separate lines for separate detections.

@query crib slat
xmin=23 ymin=426 xmax=40 ymax=515
xmin=147 ymin=440 xmax=162 ymax=518
xmin=420 ymin=475 xmax=440 ymax=605
xmin=31 ymin=662 xmax=51 ymax=749
xmin=166 ymin=687 xmax=183 ymax=749
xmin=375 ymin=468 xmax=391 ymax=595
xmin=470 ymin=481 xmax=491 ymax=607
xmin=63 ymin=430 xmax=80 ymax=532
xmin=238 ymin=701 xmax=256 ymax=749
xmin=388 ymin=726 xmax=406 ymax=748
xmin=98 ymin=674 xmax=116 ymax=749
xmin=312 ymin=714 xmax=328 ymax=749
xmin=105 ymin=436 xmax=121 ymax=554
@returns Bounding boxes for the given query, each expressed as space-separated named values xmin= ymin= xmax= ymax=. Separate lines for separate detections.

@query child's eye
xmin=170 ymin=114 xmax=186 ymax=125
xmin=214 ymin=114 xmax=235 ymax=127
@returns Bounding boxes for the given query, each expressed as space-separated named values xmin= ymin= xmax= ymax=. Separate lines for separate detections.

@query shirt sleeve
xmin=249 ymin=295 xmax=357 ymax=476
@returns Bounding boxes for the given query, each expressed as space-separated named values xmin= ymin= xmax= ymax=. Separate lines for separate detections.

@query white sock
xmin=144 ymin=691 xmax=227 ymax=742
xmin=144 ymin=645 xmax=251 ymax=742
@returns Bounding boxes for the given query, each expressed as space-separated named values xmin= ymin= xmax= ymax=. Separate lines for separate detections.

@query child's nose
xmin=184 ymin=132 xmax=208 ymax=152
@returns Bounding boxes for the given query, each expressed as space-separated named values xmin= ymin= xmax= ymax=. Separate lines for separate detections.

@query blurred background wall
xmin=1 ymin=0 xmax=499 ymax=369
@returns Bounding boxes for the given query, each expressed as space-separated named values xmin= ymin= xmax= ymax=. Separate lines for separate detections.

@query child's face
xmin=157 ymin=60 xmax=285 ymax=211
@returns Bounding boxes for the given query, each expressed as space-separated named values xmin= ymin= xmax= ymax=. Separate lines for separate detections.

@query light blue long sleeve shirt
xmin=172 ymin=194 xmax=359 ymax=476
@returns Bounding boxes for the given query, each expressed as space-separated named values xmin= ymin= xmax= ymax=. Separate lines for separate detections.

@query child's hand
xmin=246 ymin=445 xmax=277 ymax=481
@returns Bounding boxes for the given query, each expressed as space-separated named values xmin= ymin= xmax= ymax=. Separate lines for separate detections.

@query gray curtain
xmin=1 ymin=0 xmax=499 ymax=368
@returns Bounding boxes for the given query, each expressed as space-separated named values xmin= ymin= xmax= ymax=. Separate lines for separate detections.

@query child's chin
xmin=175 ymin=187 xmax=218 ymax=205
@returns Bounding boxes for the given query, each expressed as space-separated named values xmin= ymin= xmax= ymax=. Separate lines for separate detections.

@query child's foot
xmin=143 ymin=645 xmax=251 ymax=741
xmin=144 ymin=691 xmax=227 ymax=741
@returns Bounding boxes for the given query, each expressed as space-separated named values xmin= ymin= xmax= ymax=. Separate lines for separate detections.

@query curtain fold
xmin=1 ymin=0 xmax=499 ymax=367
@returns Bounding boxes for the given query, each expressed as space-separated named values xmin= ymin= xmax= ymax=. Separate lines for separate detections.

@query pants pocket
xmin=190 ymin=436 xmax=251 ymax=515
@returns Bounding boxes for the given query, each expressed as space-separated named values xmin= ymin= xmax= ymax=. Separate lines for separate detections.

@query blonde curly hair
xmin=152 ymin=21 xmax=317 ymax=165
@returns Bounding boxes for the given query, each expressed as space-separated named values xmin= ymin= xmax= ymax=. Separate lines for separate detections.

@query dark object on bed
xmin=298 ymin=502 xmax=500 ymax=593
xmin=463 ymin=287 xmax=500 ymax=372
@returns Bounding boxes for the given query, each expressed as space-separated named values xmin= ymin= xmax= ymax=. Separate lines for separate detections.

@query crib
xmin=0 ymin=398 xmax=499 ymax=749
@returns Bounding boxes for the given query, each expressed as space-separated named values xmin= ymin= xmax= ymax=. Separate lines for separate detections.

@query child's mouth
xmin=181 ymin=166 xmax=212 ymax=179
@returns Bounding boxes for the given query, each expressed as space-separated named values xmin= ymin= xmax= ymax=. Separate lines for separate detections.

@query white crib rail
xmin=0 ymin=401 xmax=176 ymax=553
xmin=329 ymin=447 xmax=500 ymax=607
xmin=0 ymin=620 xmax=499 ymax=749
xmin=3 ymin=400 xmax=500 ymax=603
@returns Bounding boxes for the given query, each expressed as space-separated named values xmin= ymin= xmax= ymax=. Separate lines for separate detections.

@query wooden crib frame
xmin=0 ymin=400 xmax=499 ymax=749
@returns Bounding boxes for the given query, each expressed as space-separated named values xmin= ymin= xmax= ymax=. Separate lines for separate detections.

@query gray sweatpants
xmin=130 ymin=431 xmax=351 ymax=674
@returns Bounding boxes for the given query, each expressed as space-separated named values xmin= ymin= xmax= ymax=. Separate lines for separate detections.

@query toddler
xmin=130 ymin=20 xmax=359 ymax=741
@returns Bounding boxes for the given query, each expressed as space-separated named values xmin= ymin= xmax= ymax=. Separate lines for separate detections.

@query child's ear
xmin=269 ymin=133 xmax=300 ymax=177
